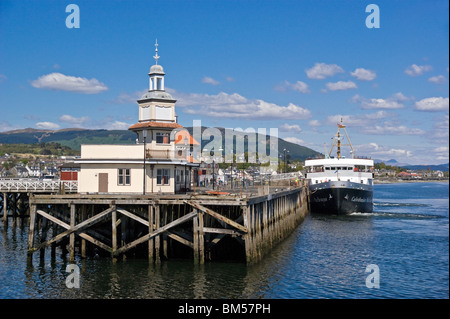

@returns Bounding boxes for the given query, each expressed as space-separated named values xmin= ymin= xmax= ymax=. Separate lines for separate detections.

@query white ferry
xmin=305 ymin=120 xmax=374 ymax=214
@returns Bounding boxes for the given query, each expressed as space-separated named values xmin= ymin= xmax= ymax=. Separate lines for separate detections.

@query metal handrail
xmin=0 ymin=179 xmax=78 ymax=193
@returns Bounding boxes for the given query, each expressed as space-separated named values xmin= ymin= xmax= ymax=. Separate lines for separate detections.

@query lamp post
xmin=203 ymin=146 xmax=223 ymax=190
xmin=143 ymin=130 xmax=147 ymax=195
xmin=230 ymin=153 xmax=234 ymax=189
xmin=283 ymin=148 xmax=289 ymax=174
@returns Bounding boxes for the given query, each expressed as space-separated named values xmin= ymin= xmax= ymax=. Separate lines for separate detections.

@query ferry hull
xmin=308 ymin=181 xmax=373 ymax=215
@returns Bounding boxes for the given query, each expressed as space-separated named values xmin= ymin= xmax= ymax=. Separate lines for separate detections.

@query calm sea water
xmin=0 ymin=182 xmax=448 ymax=299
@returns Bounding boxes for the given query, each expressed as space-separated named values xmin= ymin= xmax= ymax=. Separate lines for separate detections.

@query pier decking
xmin=0 ymin=178 xmax=77 ymax=222
xmin=24 ymin=184 xmax=309 ymax=264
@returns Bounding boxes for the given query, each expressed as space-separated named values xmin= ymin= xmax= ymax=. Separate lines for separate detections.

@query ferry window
xmin=118 ymin=168 xmax=130 ymax=186
xmin=156 ymin=132 xmax=170 ymax=144
xmin=331 ymin=167 xmax=336 ymax=170
xmin=157 ymin=168 xmax=170 ymax=185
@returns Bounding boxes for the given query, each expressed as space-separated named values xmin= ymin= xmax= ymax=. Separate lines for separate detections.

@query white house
xmin=76 ymin=42 xmax=199 ymax=194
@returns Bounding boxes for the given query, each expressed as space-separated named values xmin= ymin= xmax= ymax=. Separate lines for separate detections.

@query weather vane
xmin=153 ymin=39 xmax=160 ymax=65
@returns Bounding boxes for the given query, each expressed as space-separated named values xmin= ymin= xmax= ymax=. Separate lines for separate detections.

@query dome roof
xmin=149 ymin=64 xmax=165 ymax=75
xmin=140 ymin=90 xmax=174 ymax=100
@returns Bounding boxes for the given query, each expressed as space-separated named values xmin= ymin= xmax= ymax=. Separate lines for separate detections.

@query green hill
xmin=0 ymin=127 xmax=321 ymax=161
xmin=0 ymin=128 xmax=136 ymax=151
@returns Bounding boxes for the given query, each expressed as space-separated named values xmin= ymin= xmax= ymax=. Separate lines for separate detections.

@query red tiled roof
xmin=175 ymin=130 xmax=200 ymax=146
xmin=128 ymin=121 xmax=183 ymax=130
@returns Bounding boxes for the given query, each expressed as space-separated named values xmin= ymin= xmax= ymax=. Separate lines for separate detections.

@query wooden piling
xmin=25 ymin=185 xmax=308 ymax=264
xmin=2 ymin=192 xmax=7 ymax=222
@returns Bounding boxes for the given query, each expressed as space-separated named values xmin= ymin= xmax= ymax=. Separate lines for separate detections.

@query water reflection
xmin=1 ymin=182 xmax=448 ymax=299
xmin=4 ymin=213 xmax=376 ymax=299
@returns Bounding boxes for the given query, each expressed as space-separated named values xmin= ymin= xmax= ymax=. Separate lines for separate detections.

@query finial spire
xmin=153 ymin=39 xmax=160 ymax=65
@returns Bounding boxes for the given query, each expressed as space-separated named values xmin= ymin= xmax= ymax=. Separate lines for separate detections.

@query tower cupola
xmin=148 ymin=40 xmax=165 ymax=91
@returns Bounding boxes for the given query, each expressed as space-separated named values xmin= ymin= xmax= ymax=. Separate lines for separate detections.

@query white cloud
xmin=404 ymin=64 xmax=432 ymax=76
xmin=58 ymin=114 xmax=91 ymax=127
xmin=325 ymin=80 xmax=357 ymax=91
xmin=110 ymin=90 xmax=147 ymax=104
xmin=0 ymin=74 xmax=7 ymax=82
xmin=415 ymin=97 xmax=449 ymax=112
xmin=275 ymin=80 xmax=310 ymax=93
xmin=308 ymin=119 xmax=321 ymax=127
xmin=350 ymin=68 xmax=376 ymax=81
xmin=35 ymin=122 xmax=60 ymax=130
xmin=202 ymin=76 xmax=220 ymax=85
xmin=31 ymin=72 xmax=108 ymax=94
xmin=359 ymin=143 xmax=412 ymax=158
xmin=108 ymin=121 xmax=132 ymax=130
xmin=289 ymin=81 xmax=310 ymax=93
xmin=171 ymin=89 xmax=312 ymax=120
xmin=431 ymin=115 xmax=449 ymax=143
xmin=306 ymin=63 xmax=344 ymax=79
xmin=0 ymin=121 xmax=19 ymax=132
xmin=326 ymin=111 xmax=390 ymax=128
xmin=351 ymin=92 xmax=407 ymax=109
xmin=225 ymin=76 xmax=235 ymax=82
xmin=279 ymin=123 xmax=302 ymax=133
xmin=428 ymin=75 xmax=447 ymax=84
xmin=434 ymin=146 xmax=449 ymax=161
xmin=326 ymin=112 xmax=424 ymax=136
xmin=363 ymin=123 xmax=425 ymax=135
xmin=284 ymin=137 xmax=306 ymax=146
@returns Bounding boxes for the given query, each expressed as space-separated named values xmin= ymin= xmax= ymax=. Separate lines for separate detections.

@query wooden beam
xmin=198 ymin=211 xmax=205 ymax=264
xmin=116 ymin=207 xmax=148 ymax=226
xmin=203 ymin=227 xmax=242 ymax=236
xmin=69 ymin=204 xmax=76 ymax=262
xmin=112 ymin=205 xmax=117 ymax=256
xmin=27 ymin=204 xmax=37 ymax=253
xmin=113 ymin=211 xmax=197 ymax=257
xmin=30 ymin=206 xmax=115 ymax=252
xmin=154 ymin=205 xmax=160 ymax=263
xmin=193 ymin=213 xmax=199 ymax=264
xmin=2 ymin=193 xmax=7 ymax=221
xmin=36 ymin=209 xmax=70 ymax=229
xmin=148 ymin=205 xmax=154 ymax=261
xmin=166 ymin=230 xmax=193 ymax=248
xmin=184 ymin=200 xmax=247 ymax=233
xmin=78 ymin=233 xmax=112 ymax=253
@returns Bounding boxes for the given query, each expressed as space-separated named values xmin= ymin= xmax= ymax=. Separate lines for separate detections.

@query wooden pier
xmin=0 ymin=179 xmax=77 ymax=222
xmin=25 ymin=184 xmax=309 ymax=264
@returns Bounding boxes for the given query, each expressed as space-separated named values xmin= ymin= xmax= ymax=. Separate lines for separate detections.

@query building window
xmin=157 ymin=77 xmax=162 ymax=90
xmin=118 ymin=168 xmax=131 ymax=185
xmin=156 ymin=132 xmax=170 ymax=144
xmin=157 ymin=168 xmax=170 ymax=185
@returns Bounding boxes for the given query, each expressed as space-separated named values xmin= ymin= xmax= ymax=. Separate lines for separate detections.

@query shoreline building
xmin=76 ymin=41 xmax=199 ymax=194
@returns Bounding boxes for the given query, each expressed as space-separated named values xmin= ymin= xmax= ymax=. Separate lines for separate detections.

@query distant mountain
xmin=0 ymin=128 xmax=137 ymax=150
xmin=0 ymin=127 xmax=321 ymax=161
xmin=373 ymin=158 xmax=448 ymax=172
xmin=402 ymin=163 xmax=449 ymax=172
xmin=183 ymin=126 xmax=320 ymax=162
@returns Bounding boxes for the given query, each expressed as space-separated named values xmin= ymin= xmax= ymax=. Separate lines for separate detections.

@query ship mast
xmin=329 ymin=118 xmax=355 ymax=159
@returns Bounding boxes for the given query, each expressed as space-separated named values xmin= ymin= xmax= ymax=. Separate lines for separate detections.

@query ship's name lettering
xmin=351 ymin=197 xmax=369 ymax=202
xmin=313 ymin=197 xmax=328 ymax=202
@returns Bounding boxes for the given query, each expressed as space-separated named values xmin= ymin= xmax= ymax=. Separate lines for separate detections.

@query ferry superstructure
xmin=305 ymin=120 xmax=374 ymax=215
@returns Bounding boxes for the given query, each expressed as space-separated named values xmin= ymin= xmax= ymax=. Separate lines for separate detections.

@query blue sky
xmin=0 ymin=0 xmax=448 ymax=164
